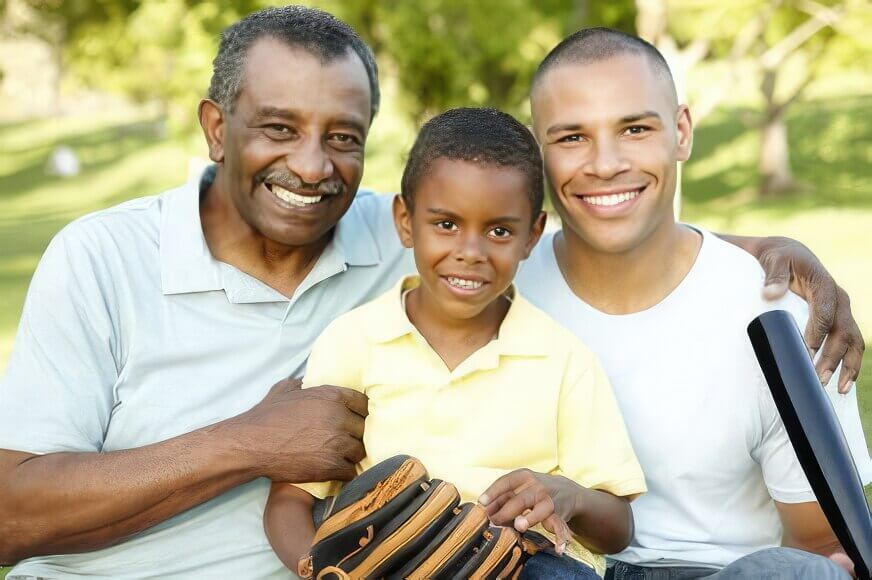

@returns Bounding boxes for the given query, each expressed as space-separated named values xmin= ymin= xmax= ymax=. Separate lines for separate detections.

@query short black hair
xmin=208 ymin=6 xmax=380 ymax=121
xmin=533 ymin=27 xmax=677 ymax=104
xmin=401 ymin=108 xmax=544 ymax=220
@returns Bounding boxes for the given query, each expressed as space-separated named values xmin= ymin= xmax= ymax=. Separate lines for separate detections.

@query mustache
xmin=257 ymin=169 xmax=346 ymax=196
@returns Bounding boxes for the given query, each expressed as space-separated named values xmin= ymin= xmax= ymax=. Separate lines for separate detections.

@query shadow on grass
xmin=684 ymin=95 xmax=872 ymax=216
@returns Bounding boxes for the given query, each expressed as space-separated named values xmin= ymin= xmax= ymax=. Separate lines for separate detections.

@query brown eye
xmin=490 ymin=226 xmax=511 ymax=238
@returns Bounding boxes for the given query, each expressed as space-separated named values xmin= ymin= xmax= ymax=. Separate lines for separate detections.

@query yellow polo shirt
xmin=300 ymin=277 xmax=646 ymax=575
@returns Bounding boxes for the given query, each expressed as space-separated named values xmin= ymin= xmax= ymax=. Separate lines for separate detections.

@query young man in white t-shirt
xmin=508 ymin=27 xmax=867 ymax=579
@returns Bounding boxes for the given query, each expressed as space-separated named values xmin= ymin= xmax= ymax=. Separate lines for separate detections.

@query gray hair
xmin=208 ymin=5 xmax=380 ymax=121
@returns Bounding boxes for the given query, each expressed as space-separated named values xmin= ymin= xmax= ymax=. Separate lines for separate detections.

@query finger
xmin=342 ymin=435 xmax=366 ymax=464
xmin=814 ymin=336 xmax=846 ymax=387
xmin=479 ymin=470 xmax=533 ymax=506
xmin=483 ymin=490 xmax=515 ymax=517
xmin=338 ymin=388 xmax=369 ymax=418
xmin=837 ymin=341 xmax=863 ymax=394
xmin=542 ymin=513 xmax=573 ymax=556
xmin=803 ymin=279 xmax=837 ymax=354
xmin=760 ymin=253 xmax=790 ymax=300
xmin=513 ymin=488 xmax=555 ymax=531
xmin=490 ymin=488 xmax=539 ymax=526
xmin=339 ymin=408 xmax=366 ymax=440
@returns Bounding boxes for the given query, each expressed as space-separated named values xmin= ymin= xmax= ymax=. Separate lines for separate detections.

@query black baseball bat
xmin=748 ymin=309 xmax=872 ymax=579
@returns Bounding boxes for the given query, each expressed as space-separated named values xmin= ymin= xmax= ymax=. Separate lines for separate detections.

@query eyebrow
xmin=546 ymin=110 xmax=662 ymax=136
xmin=426 ymin=207 xmax=524 ymax=224
xmin=252 ymin=106 xmax=367 ymax=136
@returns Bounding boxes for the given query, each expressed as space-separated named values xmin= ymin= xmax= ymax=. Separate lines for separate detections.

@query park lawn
xmin=0 ymin=95 xmax=869 ymax=577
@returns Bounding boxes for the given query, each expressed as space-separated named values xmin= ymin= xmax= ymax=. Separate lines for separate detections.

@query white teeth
xmin=447 ymin=276 xmax=483 ymax=290
xmin=272 ymin=185 xmax=323 ymax=207
xmin=582 ymin=189 xmax=641 ymax=206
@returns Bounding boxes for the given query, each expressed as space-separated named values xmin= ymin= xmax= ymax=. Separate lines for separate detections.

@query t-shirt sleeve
xmin=296 ymin=315 xmax=368 ymax=499
xmin=556 ymin=347 xmax=647 ymax=498
xmin=751 ymin=373 xmax=817 ymax=503
xmin=763 ymin=292 xmax=872 ymax=485
xmin=0 ymin=227 xmax=119 ymax=454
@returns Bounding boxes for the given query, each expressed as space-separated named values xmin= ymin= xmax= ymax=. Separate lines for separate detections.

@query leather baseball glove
xmin=297 ymin=455 xmax=549 ymax=579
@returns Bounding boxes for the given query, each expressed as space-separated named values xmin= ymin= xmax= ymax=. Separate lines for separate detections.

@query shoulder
xmin=511 ymin=292 xmax=600 ymax=368
xmin=315 ymin=284 xmax=395 ymax=345
xmin=692 ymin=226 xmax=810 ymax=322
xmin=53 ymin=192 xmax=163 ymax=257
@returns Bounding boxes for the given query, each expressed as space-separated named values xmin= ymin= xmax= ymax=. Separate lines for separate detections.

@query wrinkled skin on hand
xmin=229 ymin=378 xmax=368 ymax=483
xmin=753 ymin=235 xmax=864 ymax=393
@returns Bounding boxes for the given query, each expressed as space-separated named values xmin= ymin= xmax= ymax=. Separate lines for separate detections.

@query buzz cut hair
xmin=533 ymin=27 xmax=677 ymax=105
xmin=208 ymin=5 xmax=380 ymax=121
xmin=400 ymin=107 xmax=544 ymax=221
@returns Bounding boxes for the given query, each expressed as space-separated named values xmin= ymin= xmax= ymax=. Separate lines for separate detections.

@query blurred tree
xmin=323 ymin=0 xmax=636 ymax=124
xmin=667 ymin=0 xmax=867 ymax=197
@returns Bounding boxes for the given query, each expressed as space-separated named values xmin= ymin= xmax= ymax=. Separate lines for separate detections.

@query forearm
xmin=0 ymin=421 xmax=256 ymax=563
xmin=265 ymin=483 xmax=316 ymax=571
xmin=567 ymin=487 xmax=634 ymax=554
xmin=716 ymin=232 xmax=766 ymax=257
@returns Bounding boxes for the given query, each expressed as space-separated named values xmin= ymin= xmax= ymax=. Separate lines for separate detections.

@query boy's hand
xmin=479 ymin=469 xmax=579 ymax=555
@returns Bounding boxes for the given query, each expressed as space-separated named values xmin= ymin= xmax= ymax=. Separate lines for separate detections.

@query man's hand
xmin=479 ymin=469 xmax=577 ymax=555
xmin=828 ymin=551 xmax=856 ymax=578
xmin=723 ymin=234 xmax=864 ymax=393
xmin=226 ymin=378 xmax=368 ymax=483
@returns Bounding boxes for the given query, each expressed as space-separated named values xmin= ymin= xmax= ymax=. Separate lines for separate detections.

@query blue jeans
xmin=605 ymin=547 xmax=848 ymax=580
xmin=521 ymin=552 xmax=601 ymax=579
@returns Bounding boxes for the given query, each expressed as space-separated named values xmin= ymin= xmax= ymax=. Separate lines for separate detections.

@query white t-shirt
xmin=516 ymin=227 xmax=872 ymax=569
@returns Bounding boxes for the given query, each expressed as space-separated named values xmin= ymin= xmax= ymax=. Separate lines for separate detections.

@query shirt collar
xmin=369 ymin=275 xmax=549 ymax=357
xmin=159 ymin=167 xmax=381 ymax=296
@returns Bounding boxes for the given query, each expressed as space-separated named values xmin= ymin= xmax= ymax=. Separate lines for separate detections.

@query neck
xmin=556 ymin=219 xmax=701 ymax=315
xmin=405 ymin=286 xmax=509 ymax=371
xmin=200 ymin=177 xmax=330 ymax=298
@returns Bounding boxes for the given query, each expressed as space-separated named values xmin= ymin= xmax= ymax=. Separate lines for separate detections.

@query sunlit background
xmin=0 ymin=1 xmax=870 ymax=544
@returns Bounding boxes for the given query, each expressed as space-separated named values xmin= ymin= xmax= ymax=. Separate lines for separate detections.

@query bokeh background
xmin=0 ymin=0 xmax=870 ymax=572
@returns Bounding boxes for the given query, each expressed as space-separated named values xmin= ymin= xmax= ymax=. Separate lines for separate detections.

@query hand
xmin=756 ymin=236 xmax=864 ymax=393
xmin=227 ymin=378 xmax=368 ymax=483
xmin=478 ymin=469 xmax=579 ymax=555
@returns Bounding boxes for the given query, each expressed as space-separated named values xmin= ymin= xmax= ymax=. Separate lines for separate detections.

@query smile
xmin=446 ymin=276 xmax=484 ymax=290
xmin=581 ymin=188 xmax=643 ymax=207
xmin=270 ymin=184 xmax=324 ymax=207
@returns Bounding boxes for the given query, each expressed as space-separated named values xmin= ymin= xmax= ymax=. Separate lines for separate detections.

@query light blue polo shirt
xmin=0 ymin=175 xmax=414 ymax=579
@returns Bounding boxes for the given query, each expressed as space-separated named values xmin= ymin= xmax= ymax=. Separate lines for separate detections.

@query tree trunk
xmin=759 ymin=111 xmax=795 ymax=196
xmin=759 ymin=68 xmax=797 ymax=196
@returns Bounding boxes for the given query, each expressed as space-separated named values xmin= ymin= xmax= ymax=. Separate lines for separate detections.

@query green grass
xmin=0 ymin=94 xmax=869 ymax=575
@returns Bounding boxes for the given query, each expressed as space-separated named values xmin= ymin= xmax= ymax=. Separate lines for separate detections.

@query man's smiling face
xmin=210 ymin=37 xmax=372 ymax=248
xmin=531 ymin=53 xmax=692 ymax=255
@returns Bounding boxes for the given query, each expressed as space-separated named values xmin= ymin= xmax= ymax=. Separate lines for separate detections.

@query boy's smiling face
xmin=393 ymin=158 xmax=545 ymax=322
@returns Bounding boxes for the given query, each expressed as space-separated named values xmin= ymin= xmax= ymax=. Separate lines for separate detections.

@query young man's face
xmin=393 ymin=159 xmax=545 ymax=321
xmin=201 ymin=37 xmax=372 ymax=248
xmin=531 ymin=54 xmax=692 ymax=254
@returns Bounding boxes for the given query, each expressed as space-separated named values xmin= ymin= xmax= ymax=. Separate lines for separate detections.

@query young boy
xmin=263 ymin=108 xmax=646 ymax=578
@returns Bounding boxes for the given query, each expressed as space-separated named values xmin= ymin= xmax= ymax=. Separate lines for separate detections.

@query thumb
xmin=762 ymin=271 xmax=790 ymax=301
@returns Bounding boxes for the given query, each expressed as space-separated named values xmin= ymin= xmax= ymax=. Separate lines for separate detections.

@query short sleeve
xmin=752 ymin=376 xmax=816 ymax=503
xmin=0 ymin=227 xmax=119 ymax=454
xmin=296 ymin=314 xmax=369 ymax=499
xmin=556 ymin=348 xmax=647 ymax=498
xmin=763 ymin=292 xmax=872 ymax=485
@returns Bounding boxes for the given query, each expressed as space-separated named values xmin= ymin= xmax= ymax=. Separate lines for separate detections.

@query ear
xmin=522 ymin=211 xmax=547 ymax=259
xmin=675 ymin=104 xmax=693 ymax=162
xmin=199 ymin=99 xmax=226 ymax=163
xmin=392 ymin=195 xmax=414 ymax=249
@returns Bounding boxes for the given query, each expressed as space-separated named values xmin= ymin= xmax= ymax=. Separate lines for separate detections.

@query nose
xmin=583 ymin=138 xmax=630 ymax=180
xmin=454 ymin=230 xmax=487 ymax=265
xmin=286 ymin=137 xmax=334 ymax=185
